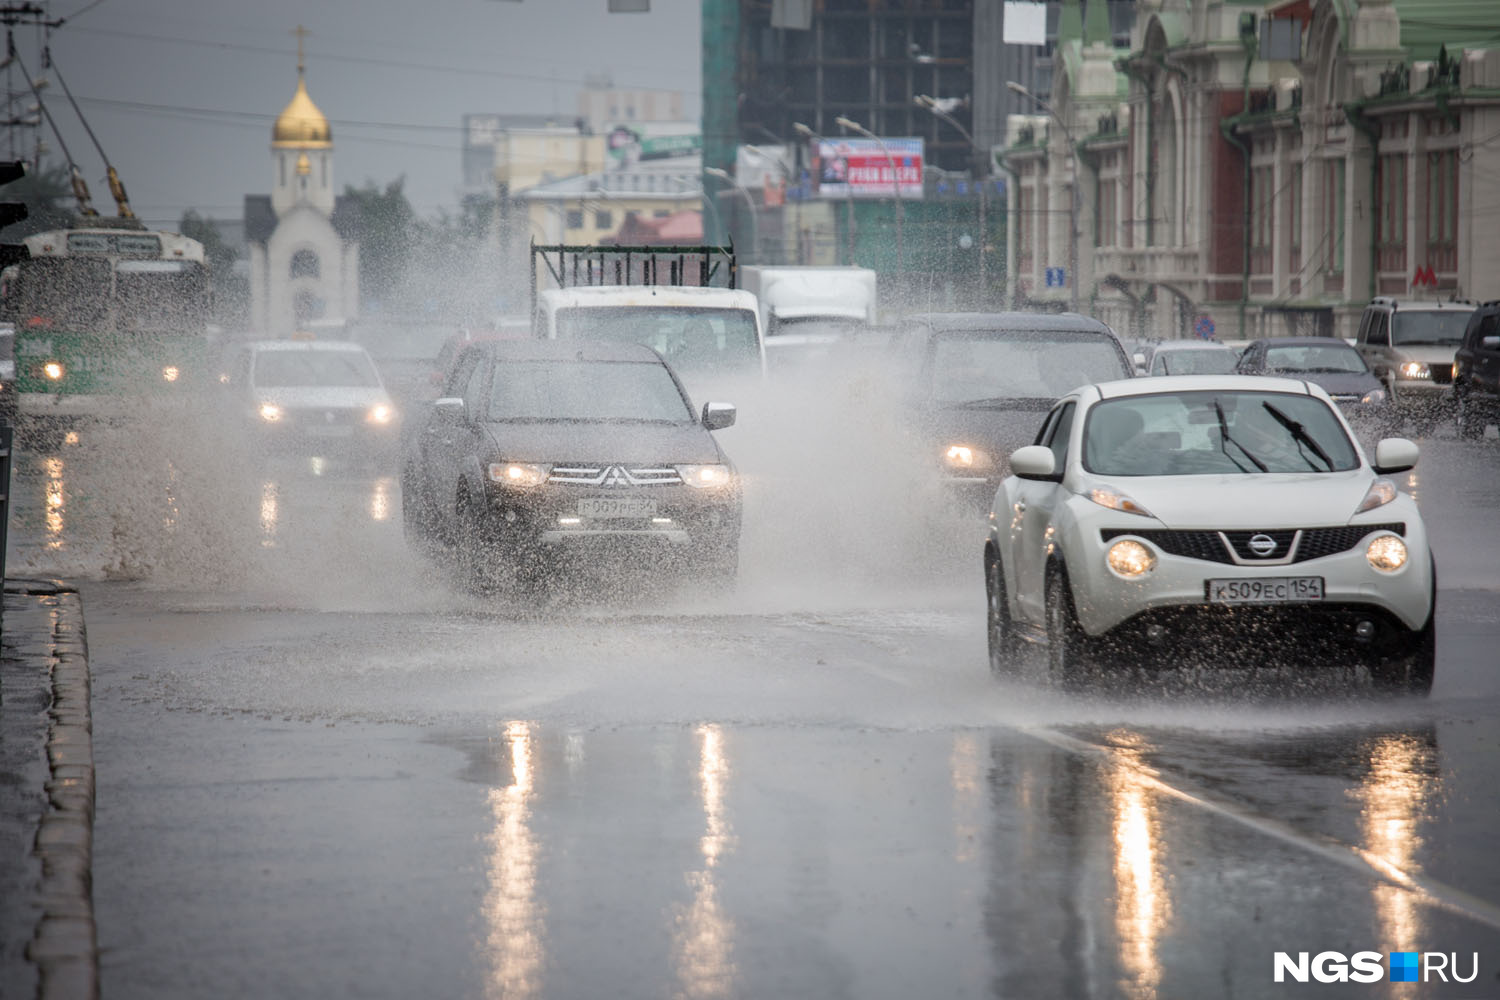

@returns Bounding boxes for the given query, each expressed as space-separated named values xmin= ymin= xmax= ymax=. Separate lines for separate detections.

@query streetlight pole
xmin=794 ymin=121 xmax=855 ymax=265
xmin=1007 ymin=81 xmax=1081 ymax=314
xmin=741 ymin=143 xmax=799 ymax=263
xmin=915 ymin=95 xmax=989 ymax=303
xmin=834 ymin=115 xmax=904 ymax=276
xmin=704 ymin=166 xmax=759 ymax=261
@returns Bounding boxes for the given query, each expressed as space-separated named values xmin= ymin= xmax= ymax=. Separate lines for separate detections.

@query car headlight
xmin=1366 ymin=534 xmax=1408 ymax=573
xmin=366 ymin=403 xmax=395 ymax=425
xmin=488 ymin=462 xmax=551 ymax=487
xmin=161 ymin=365 xmax=180 ymax=383
xmin=1355 ymin=478 xmax=1398 ymax=514
xmin=676 ymin=463 xmax=733 ymax=488
xmin=1399 ymin=362 xmax=1430 ymax=380
xmin=1106 ymin=538 xmax=1156 ymax=578
xmin=1360 ymin=387 xmax=1387 ymax=404
xmin=42 ymin=361 xmax=64 ymax=381
xmin=1088 ymin=486 xmax=1153 ymax=518
xmin=258 ymin=402 xmax=283 ymax=422
xmin=943 ymin=444 xmax=994 ymax=472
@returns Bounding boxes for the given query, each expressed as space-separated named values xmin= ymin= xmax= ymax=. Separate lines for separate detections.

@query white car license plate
xmin=578 ymin=497 xmax=657 ymax=519
xmin=1206 ymin=577 xmax=1324 ymax=603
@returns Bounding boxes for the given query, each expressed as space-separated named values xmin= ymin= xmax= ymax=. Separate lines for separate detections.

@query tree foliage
xmin=342 ymin=176 xmax=417 ymax=302
xmin=1 ymin=160 xmax=75 ymax=237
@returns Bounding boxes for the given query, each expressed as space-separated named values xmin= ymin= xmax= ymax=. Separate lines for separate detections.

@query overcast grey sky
xmin=13 ymin=0 xmax=701 ymax=228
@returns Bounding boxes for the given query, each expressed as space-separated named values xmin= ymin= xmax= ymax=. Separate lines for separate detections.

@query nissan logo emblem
xmin=1248 ymin=533 xmax=1277 ymax=557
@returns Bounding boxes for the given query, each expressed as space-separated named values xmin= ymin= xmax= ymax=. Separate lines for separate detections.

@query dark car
xmin=1453 ymin=300 xmax=1500 ymax=439
xmin=1235 ymin=337 xmax=1388 ymax=418
xmin=401 ymin=340 xmax=741 ymax=592
xmin=889 ymin=312 xmax=1134 ymax=510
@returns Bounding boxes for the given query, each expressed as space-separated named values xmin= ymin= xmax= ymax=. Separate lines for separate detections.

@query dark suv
xmin=1453 ymin=301 xmax=1500 ymax=439
xmin=401 ymin=340 xmax=742 ymax=592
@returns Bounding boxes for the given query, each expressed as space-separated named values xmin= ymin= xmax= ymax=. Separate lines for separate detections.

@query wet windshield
xmin=1083 ymin=390 xmax=1360 ymax=475
xmin=253 ymin=350 xmax=382 ymax=388
xmin=1264 ymin=343 xmax=1368 ymax=374
xmin=555 ymin=306 xmax=760 ymax=374
xmin=488 ymin=359 xmax=693 ymax=422
xmin=1391 ymin=310 xmax=1472 ymax=346
xmin=928 ymin=330 xmax=1129 ymax=405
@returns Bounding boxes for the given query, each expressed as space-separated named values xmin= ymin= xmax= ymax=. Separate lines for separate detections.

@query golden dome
xmin=273 ymin=74 xmax=331 ymax=148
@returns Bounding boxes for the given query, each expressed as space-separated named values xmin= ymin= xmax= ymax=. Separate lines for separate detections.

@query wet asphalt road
xmin=5 ymin=409 xmax=1500 ymax=999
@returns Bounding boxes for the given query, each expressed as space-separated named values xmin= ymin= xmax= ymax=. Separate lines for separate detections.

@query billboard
xmin=808 ymin=137 xmax=924 ymax=200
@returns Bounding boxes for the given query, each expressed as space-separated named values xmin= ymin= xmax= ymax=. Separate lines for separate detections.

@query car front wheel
xmin=1045 ymin=564 xmax=1092 ymax=689
xmin=985 ymin=550 xmax=1020 ymax=677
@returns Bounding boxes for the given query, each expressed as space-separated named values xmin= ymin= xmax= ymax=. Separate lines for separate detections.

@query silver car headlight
xmin=1399 ymin=362 xmax=1430 ymax=380
xmin=676 ymin=464 xmax=733 ymax=488
xmin=1088 ymin=486 xmax=1153 ymax=518
xmin=1366 ymin=534 xmax=1408 ymax=573
xmin=258 ymin=402 xmax=283 ymax=422
xmin=1354 ymin=478 xmax=1397 ymax=514
xmin=366 ymin=403 xmax=396 ymax=425
xmin=1360 ymin=387 xmax=1387 ymax=404
xmin=1106 ymin=538 xmax=1156 ymax=578
xmin=943 ymin=444 xmax=995 ymax=472
xmin=489 ymin=462 xmax=551 ymax=487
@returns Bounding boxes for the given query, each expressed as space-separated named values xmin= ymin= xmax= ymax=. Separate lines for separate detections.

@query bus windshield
xmin=116 ymin=260 xmax=209 ymax=333
xmin=555 ymin=306 xmax=760 ymax=373
xmin=1 ymin=257 xmax=207 ymax=333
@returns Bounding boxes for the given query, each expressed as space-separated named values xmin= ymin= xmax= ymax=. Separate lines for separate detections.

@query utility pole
xmin=835 ymin=115 xmax=903 ymax=277
xmin=916 ymin=95 xmax=990 ymax=305
xmin=795 ymin=121 xmax=853 ymax=266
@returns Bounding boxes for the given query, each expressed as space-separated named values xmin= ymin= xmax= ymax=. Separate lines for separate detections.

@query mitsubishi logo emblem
xmin=604 ymin=466 xmax=627 ymax=487
xmin=1248 ymin=533 xmax=1277 ymax=557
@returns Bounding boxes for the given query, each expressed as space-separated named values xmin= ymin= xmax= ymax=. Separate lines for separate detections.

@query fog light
xmin=43 ymin=361 xmax=64 ymax=381
xmin=1366 ymin=534 xmax=1408 ymax=573
xmin=1354 ymin=619 xmax=1376 ymax=640
xmin=1144 ymin=624 xmax=1167 ymax=644
xmin=162 ymin=365 xmax=180 ymax=383
xmin=1107 ymin=538 xmax=1156 ymax=577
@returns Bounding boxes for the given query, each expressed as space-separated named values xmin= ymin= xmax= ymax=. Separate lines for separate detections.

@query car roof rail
xmin=1370 ymin=296 xmax=1397 ymax=307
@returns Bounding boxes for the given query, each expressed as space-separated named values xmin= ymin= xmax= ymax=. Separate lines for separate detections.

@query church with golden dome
xmin=243 ymin=37 xmax=360 ymax=336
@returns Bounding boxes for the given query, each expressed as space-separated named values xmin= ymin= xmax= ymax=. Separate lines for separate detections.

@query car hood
xmin=1389 ymin=344 xmax=1460 ymax=364
xmin=255 ymin=386 xmax=391 ymax=409
xmin=1087 ymin=470 xmax=1382 ymax=529
xmin=482 ymin=419 xmax=724 ymax=465
xmin=1283 ymin=372 xmax=1382 ymax=396
xmin=921 ymin=401 xmax=1054 ymax=461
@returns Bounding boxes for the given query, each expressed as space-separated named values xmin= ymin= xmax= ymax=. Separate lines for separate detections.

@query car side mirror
xmin=1010 ymin=445 xmax=1061 ymax=482
xmin=1372 ymin=437 xmax=1419 ymax=475
xmin=433 ymin=396 xmax=464 ymax=417
xmin=702 ymin=401 xmax=736 ymax=431
xmin=1482 ymin=335 xmax=1500 ymax=350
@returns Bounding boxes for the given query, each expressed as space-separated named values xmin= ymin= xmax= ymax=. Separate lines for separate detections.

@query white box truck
xmin=738 ymin=265 xmax=877 ymax=369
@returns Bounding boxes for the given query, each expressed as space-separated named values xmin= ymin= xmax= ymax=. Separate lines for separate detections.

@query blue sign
xmin=1194 ymin=315 xmax=1215 ymax=339
xmin=1045 ymin=267 xmax=1066 ymax=288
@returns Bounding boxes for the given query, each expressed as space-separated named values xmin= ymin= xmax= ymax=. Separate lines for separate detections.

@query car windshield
xmin=1391 ymin=310 xmax=1472 ymax=346
xmin=1264 ymin=343 xmax=1368 ymax=374
xmin=1152 ymin=347 xmax=1239 ymax=375
xmin=1083 ymin=390 xmax=1361 ymax=476
xmin=554 ymin=306 xmax=760 ymax=374
xmin=928 ymin=330 xmax=1129 ymax=405
xmin=253 ymin=350 xmax=381 ymax=388
xmin=488 ymin=359 xmax=694 ymax=422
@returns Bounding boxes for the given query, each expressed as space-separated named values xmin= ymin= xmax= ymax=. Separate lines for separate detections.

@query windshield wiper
xmin=1214 ymin=399 xmax=1266 ymax=473
xmin=1262 ymin=402 xmax=1333 ymax=470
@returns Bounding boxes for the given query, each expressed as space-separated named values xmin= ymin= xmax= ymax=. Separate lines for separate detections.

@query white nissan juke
xmin=982 ymin=375 xmax=1436 ymax=693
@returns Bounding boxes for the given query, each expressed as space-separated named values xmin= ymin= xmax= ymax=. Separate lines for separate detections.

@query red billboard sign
xmin=808 ymin=137 xmax=924 ymax=200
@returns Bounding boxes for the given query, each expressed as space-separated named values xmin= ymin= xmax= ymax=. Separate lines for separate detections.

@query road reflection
xmin=672 ymin=724 xmax=738 ymax=998
xmin=481 ymin=721 xmax=545 ymax=1000
xmin=1105 ymin=730 xmax=1169 ymax=1000
xmin=1354 ymin=731 xmax=1440 ymax=962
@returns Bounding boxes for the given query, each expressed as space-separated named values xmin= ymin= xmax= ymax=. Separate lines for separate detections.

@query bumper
xmin=1389 ymin=379 xmax=1453 ymax=403
xmin=481 ymin=482 xmax=741 ymax=556
xmin=1065 ymin=522 xmax=1434 ymax=637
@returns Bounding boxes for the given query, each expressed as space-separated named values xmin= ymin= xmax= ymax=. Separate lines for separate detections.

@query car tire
xmin=1045 ymin=564 xmax=1092 ymax=689
xmin=1370 ymin=563 xmax=1437 ymax=696
xmin=985 ymin=550 xmax=1020 ymax=677
xmin=455 ymin=487 xmax=504 ymax=594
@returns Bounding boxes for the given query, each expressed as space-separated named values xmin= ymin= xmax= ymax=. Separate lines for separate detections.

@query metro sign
xmin=1412 ymin=264 xmax=1438 ymax=287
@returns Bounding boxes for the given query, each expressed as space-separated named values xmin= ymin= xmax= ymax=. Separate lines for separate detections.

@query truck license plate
xmin=1206 ymin=577 xmax=1324 ymax=603
xmin=578 ymin=497 xmax=657 ymax=519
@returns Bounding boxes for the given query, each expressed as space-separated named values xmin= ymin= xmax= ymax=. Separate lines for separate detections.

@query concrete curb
xmin=5 ymin=578 xmax=97 ymax=1000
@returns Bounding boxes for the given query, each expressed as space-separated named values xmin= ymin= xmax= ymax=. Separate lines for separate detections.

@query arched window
xmin=291 ymin=249 xmax=320 ymax=279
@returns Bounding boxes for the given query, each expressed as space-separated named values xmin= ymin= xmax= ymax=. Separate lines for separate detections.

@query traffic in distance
xmin=3 ymin=226 xmax=1489 ymax=696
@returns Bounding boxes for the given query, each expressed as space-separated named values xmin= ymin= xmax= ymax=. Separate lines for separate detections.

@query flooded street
xmin=7 ymin=408 xmax=1500 ymax=998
